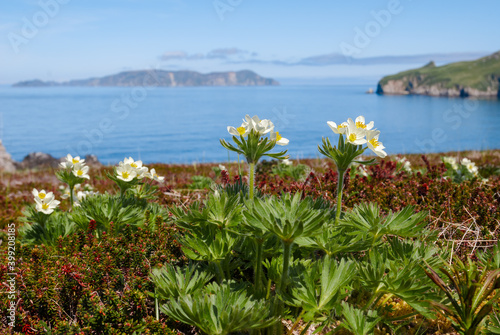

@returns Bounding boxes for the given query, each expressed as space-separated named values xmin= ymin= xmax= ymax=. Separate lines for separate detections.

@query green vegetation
xmin=379 ymin=51 xmax=500 ymax=92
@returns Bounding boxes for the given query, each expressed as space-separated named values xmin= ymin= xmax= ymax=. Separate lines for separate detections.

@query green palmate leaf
xmin=151 ymin=264 xmax=213 ymax=300
xmin=318 ymin=136 xmax=366 ymax=171
xmin=160 ymin=281 xmax=277 ymax=335
xmin=19 ymin=208 xmax=76 ymax=246
xmin=181 ymin=228 xmax=237 ymax=263
xmin=340 ymin=203 xmax=429 ymax=247
xmin=286 ymin=257 xmax=356 ymax=320
xmin=355 ymin=245 xmax=437 ymax=320
xmin=244 ymin=192 xmax=328 ymax=244
xmin=171 ymin=191 xmax=243 ymax=231
xmin=221 ymin=131 xmax=288 ymax=164
xmin=336 ymin=302 xmax=381 ymax=335
xmin=71 ymin=193 xmax=145 ymax=234
xmin=295 ymin=226 xmax=369 ymax=256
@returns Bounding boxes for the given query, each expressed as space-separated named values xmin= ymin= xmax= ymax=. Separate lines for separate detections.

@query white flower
xmin=35 ymin=197 xmax=60 ymax=215
xmin=354 ymin=116 xmax=374 ymax=130
xmin=327 ymin=121 xmax=348 ymax=135
xmin=76 ymin=190 xmax=97 ymax=200
xmin=244 ymin=115 xmax=274 ymax=135
xmin=120 ymin=157 xmax=148 ymax=179
xmin=219 ymin=164 xmax=227 ymax=171
xmin=461 ymin=158 xmax=478 ymax=176
xmin=60 ymin=154 xmax=85 ymax=168
xmin=72 ymin=163 xmax=90 ymax=179
xmin=366 ymin=130 xmax=387 ymax=158
xmin=281 ymin=158 xmax=293 ymax=166
xmin=270 ymin=131 xmax=289 ymax=146
xmin=32 ymin=188 xmax=54 ymax=203
xmin=148 ymin=168 xmax=165 ymax=182
xmin=358 ymin=165 xmax=369 ymax=177
xmin=403 ymin=161 xmax=411 ymax=173
xmin=135 ymin=166 xmax=149 ymax=179
xmin=227 ymin=125 xmax=249 ymax=137
xmin=345 ymin=119 xmax=368 ymax=145
xmin=116 ymin=165 xmax=137 ymax=181
xmin=122 ymin=157 xmax=142 ymax=168
xmin=442 ymin=157 xmax=459 ymax=170
xmin=255 ymin=119 xmax=274 ymax=135
xmin=396 ymin=157 xmax=412 ymax=173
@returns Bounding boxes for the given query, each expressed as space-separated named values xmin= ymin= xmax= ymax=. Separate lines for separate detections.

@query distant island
xmin=377 ymin=51 xmax=500 ymax=98
xmin=13 ymin=70 xmax=279 ymax=87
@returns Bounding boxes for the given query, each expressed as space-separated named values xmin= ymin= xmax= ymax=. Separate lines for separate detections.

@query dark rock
xmin=18 ymin=152 xmax=60 ymax=169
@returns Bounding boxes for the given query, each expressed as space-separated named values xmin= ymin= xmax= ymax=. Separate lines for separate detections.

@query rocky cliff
xmin=377 ymin=51 xmax=500 ymax=98
xmin=13 ymin=70 xmax=279 ymax=87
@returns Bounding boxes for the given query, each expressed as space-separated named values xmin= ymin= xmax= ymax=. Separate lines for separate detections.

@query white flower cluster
xmin=395 ymin=157 xmax=412 ymax=173
xmin=32 ymin=188 xmax=60 ymax=214
xmin=227 ymin=114 xmax=289 ymax=146
xmin=461 ymin=158 xmax=479 ymax=177
xmin=442 ymin=156 xmax=479 ymax=177
xmin=442 ymin=156 xmax=459 ymax=170
xmin=327 ymin=116 xmax=386 ymax=158
xmin=116 ymin=157 xmax=165 ymax=182
xmin=59 ymin=154 xmax=90 ymax=179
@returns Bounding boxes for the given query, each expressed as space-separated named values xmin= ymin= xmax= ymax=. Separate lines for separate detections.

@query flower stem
xmin=69 ymin=184 xmax=74 ymax=210
xmin=249 ymin=162 xmax=255 ymax=201
xmin=335 ymin=169 xmax=345 ymax=224
xmin=280 ymin=241 xmax=292 ymax=294
xmin=154 ymin=288 xmax=159 ymax=321
xmin=254 ymin=239 xmax=264 ymax=296
xmin=274 ymin=241 xmax=292 ymax=335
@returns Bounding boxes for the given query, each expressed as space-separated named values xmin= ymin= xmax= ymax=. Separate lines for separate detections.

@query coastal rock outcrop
xmin=377 ymin=52 xmax=500 ymax=98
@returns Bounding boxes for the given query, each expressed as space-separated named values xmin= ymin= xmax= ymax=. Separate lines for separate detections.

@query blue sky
xmin=0 ymin=0 xmax=498 ymax=84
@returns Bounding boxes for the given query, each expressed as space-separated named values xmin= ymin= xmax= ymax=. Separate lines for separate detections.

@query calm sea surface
xmin=1 ymin=84 xmax=499 ymax=164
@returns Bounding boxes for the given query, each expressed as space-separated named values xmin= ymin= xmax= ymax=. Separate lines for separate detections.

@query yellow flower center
xmin=122 ymin=171 xmax=130 ymax=179
xmin=369 ymin=138 xmax=379 ymax=148
xmin=131 ymin=162 xmax=137 ymax=168
xmin=237 ymin=127 xmax=246 ymax=135
xmin=39 ymin=192 xmax=46 ymax=199
xmin=42 ymin=203 xmax=49 ymax=210
xmin=72 ymin=158 xmax=79 ymax=164
xmin=77 ymin=170 xmax=83 ymax=176
xmin=349 ymin=133 xmax=357 ymax=142
xmin=338 ymin=124 xmax=346 ymax=129
xmin=356 ymin=121 xmax=366 ymax=129
xmin=276 ymin=132 xmax=282 ymax=141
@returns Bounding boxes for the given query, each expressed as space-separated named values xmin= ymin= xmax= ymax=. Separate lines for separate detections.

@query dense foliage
xmin=1 ymin=149 xmax=500 ymax=334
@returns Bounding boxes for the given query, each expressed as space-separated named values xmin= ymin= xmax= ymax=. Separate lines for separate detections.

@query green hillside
xmin=379 ymin=51 xmax=500 ymax=91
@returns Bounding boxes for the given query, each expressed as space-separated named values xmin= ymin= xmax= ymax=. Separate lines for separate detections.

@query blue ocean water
xmin=1 ymin=84 xmax=499 ymax=164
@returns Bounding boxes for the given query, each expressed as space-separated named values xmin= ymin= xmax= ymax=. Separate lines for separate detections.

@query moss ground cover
xmin=1 ymin=119 xmax=500 ymax=334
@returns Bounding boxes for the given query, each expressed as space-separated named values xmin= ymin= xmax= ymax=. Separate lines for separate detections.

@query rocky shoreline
xmin=376 ymin=79 xmax=500 ymax=98
xmin=0 ymin=141 xmax=101 ymax=172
